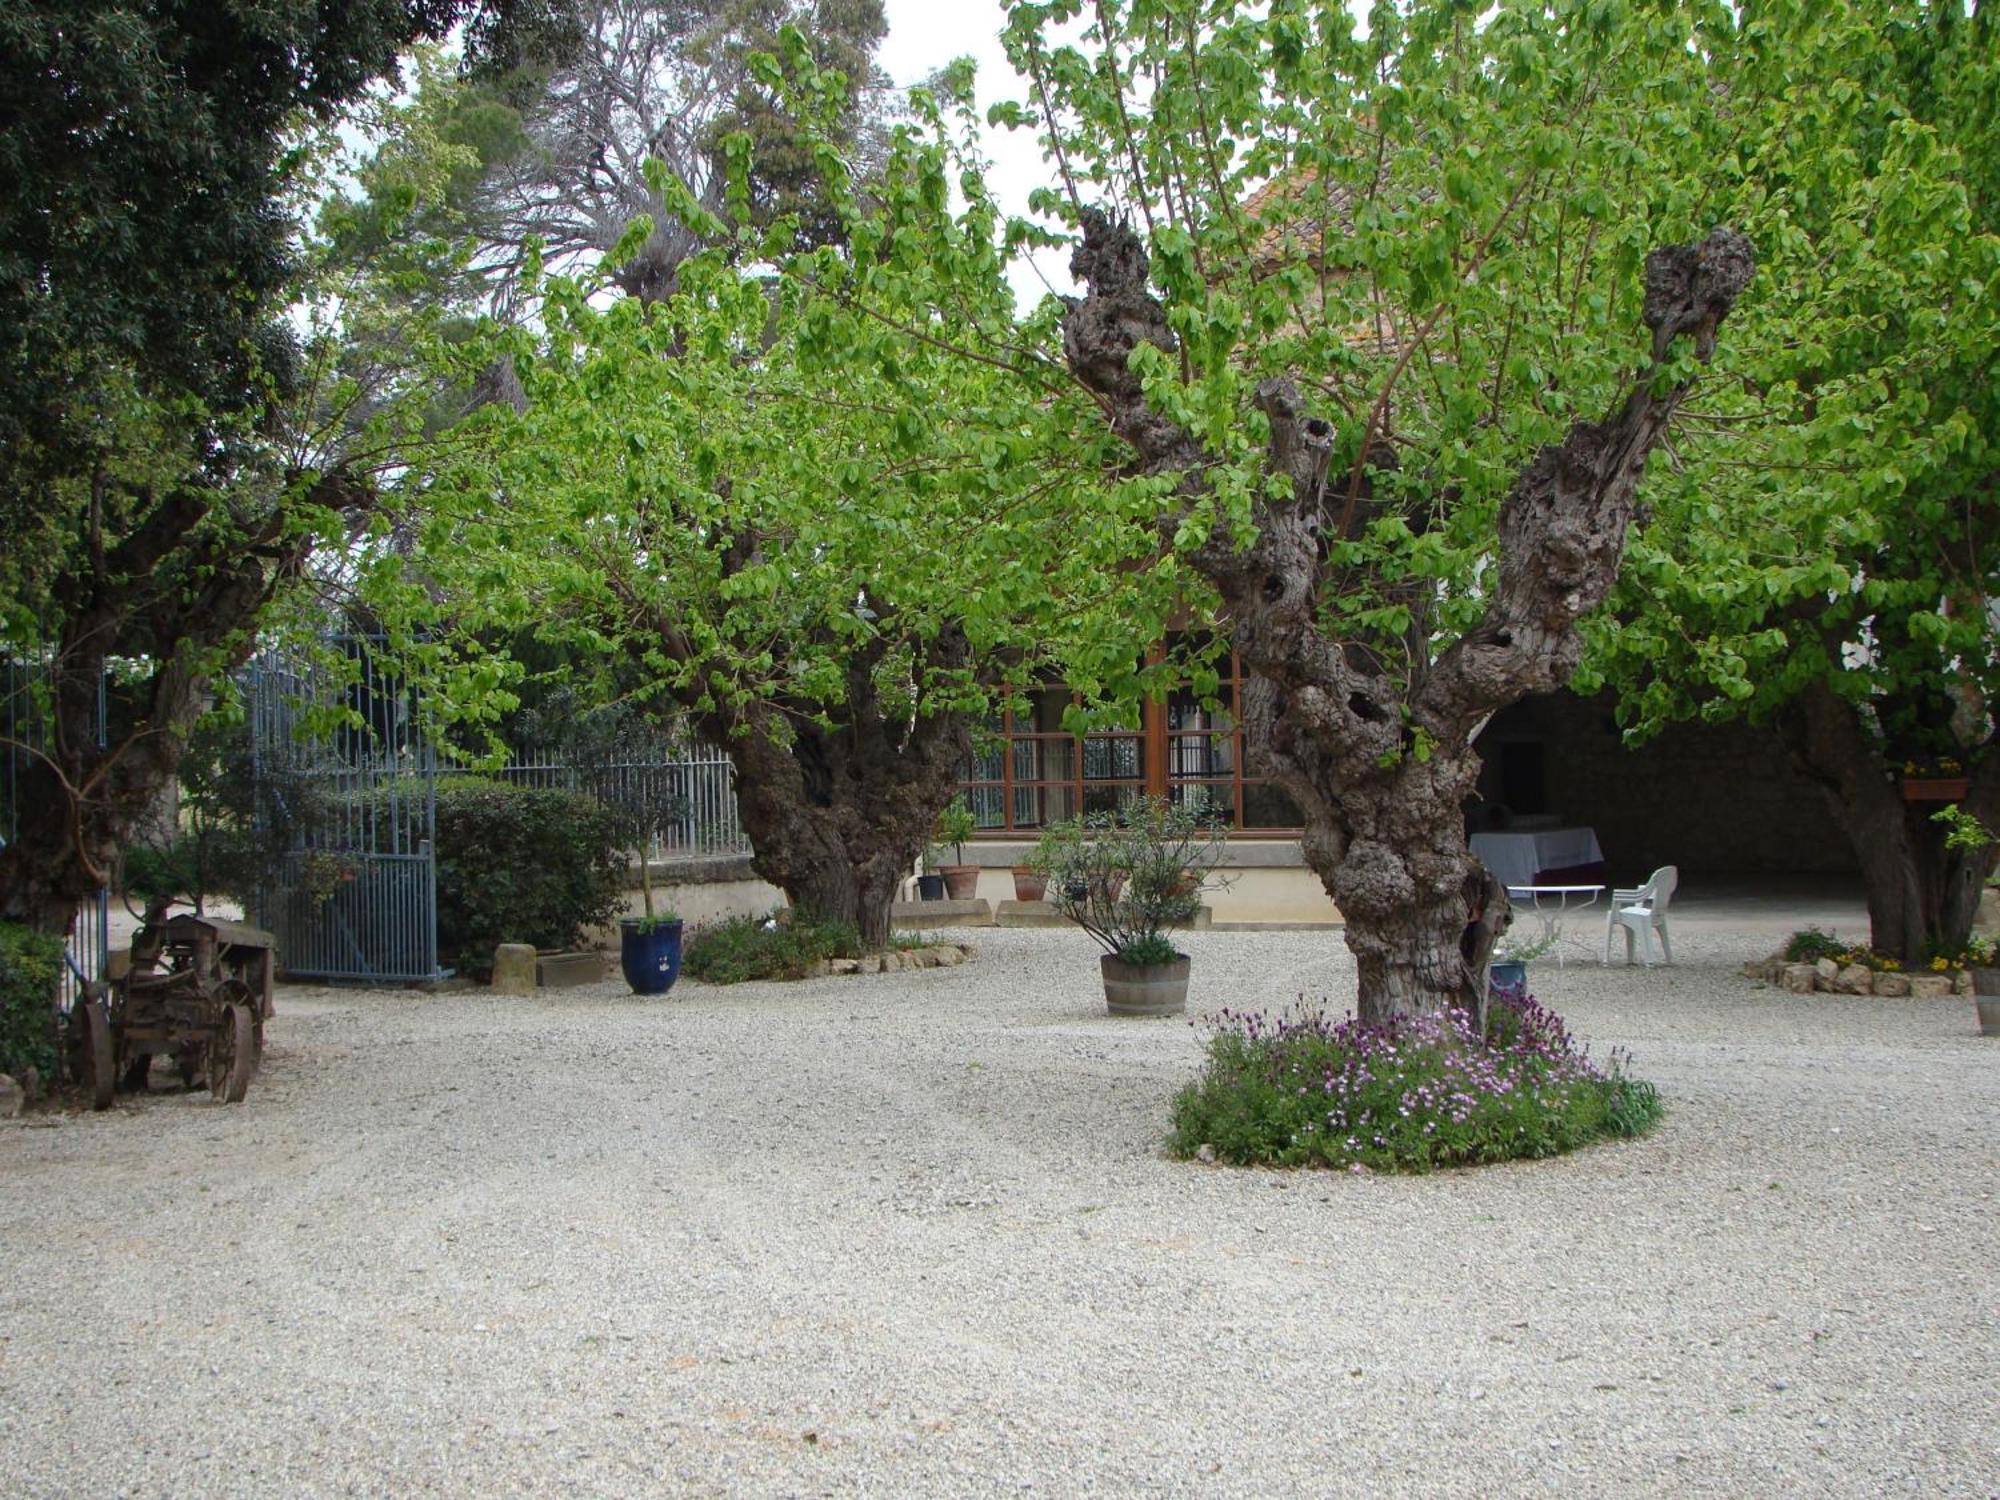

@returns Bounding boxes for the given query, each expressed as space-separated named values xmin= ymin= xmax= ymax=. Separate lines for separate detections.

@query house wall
xmin=1473 ymin=690 xmax=1856 ymax=879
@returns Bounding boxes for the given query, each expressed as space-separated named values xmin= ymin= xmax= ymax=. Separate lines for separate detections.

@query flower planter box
xmin=1901 ymin=777 xmax=1969 ymax=802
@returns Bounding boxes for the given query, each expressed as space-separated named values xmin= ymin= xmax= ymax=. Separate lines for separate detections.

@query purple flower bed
xmin=1168 ymin=987 xmax=1662 ymax=1171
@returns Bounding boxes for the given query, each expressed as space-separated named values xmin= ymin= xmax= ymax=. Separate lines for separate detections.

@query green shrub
xmin=682 ymin=913 xmax=862 ymax=984
xmin=430 ymin=777 xmax=626 ymax=979
xmin=1168 ymin=991 xmax=1664 ymax=1173
xmin=1783 ymin=927 xmax=1847 ymax=963
xmin=0 ymin=922 xmax=63 ymax=1083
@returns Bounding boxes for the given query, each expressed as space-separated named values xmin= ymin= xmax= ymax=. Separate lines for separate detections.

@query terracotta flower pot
xmin=1902 ymin=777 xmax=1970 ymax=801
xmin=1010 ymin=866 xmax=1046 ymax=902
xmin=940 ymin=865 xmax=981 ymax=901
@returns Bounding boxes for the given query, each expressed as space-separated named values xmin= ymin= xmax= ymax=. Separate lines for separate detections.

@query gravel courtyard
xmin=2 ymin=904 xmax=1995 ymax=1498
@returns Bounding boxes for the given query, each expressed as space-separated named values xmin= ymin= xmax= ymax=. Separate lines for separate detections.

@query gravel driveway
xmin=2 ymin=913 xmax=1995 ymax=1498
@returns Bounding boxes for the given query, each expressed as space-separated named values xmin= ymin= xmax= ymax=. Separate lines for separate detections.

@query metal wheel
xmin=68 ymin=998 xmax=114 ymax=1111
xmin=206 ymin=1000 xmax=257 ymax=1104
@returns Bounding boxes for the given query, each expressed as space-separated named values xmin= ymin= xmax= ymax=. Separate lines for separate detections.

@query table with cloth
xmin=1468 ymin=826 xmax=1605 ymax=888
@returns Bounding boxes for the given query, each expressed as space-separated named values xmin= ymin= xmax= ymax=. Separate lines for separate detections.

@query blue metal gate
xmin=247 ymin=639 xmax=443 ymax=983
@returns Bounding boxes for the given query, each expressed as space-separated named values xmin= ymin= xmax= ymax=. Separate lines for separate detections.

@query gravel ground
xmin=2 ymin=906 xmax=1996 ymax=1499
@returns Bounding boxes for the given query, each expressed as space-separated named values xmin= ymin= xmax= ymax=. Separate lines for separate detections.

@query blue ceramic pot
xmin=620 ymin=918 xmax=684 ymax=995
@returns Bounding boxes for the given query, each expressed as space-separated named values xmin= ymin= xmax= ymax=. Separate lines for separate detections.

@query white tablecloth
xmin=1469 ymin=827 xmax=1604 ymax=888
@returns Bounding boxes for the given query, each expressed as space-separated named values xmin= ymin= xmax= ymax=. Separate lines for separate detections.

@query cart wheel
xmin=68 ymin=999 xmax=114 ymax=1111
xmin=206 ymin=1003 xmax=256 ymax=1104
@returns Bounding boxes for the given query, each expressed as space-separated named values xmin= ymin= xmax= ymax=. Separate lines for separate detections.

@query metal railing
xmin=493 ymin=741 xmax=751 ymax=861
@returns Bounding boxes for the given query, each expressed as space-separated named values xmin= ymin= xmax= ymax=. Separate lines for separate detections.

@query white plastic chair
xmin=1604 ymin=866 xmax=1677 ymax=966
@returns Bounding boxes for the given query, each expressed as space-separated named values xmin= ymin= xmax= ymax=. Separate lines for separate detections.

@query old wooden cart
xmin=68 ymin=909 xmax=275 ymax=1108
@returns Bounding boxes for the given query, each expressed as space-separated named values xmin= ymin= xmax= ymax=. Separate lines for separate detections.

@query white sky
xmin=875 ymin=0 xmax=1077 ymax=304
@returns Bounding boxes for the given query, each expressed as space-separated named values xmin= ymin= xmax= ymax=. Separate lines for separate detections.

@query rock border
xmin=810 ymin=943 xmax=976 ymax=978
xmin=1741 ymin=954 xmax=1966 ymax=998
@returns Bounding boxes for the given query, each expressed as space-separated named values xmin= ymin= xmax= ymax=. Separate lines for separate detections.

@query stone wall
xmin=1473 ymin=690 xmax=1856 ymax=878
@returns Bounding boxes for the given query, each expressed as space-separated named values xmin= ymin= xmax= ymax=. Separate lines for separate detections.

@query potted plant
xmin=1009 ymin=863 xmax=1047 ymax=902
xmin=618 ymin=855 xmax=684 ymax=996
xmin=1487 ymin=925 xmax=1558 ymax=995
xmin=596 ymin=765 xmax=688 ymax=996
xmin=933 ymin=796 xmax=981 ymax=901
xmin=915 ymin=844 xmax=948 ymax=901
xmin=1031 ymin=798 xmax=1226 ymax=1016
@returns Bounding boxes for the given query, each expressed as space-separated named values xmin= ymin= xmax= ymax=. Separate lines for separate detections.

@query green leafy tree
xmin=399 ymin=106 xmax=1162 ymax=944
xmin=731 ymin=2 xmax=1758 ymax=1019
xmin=1587 ymin=1 xmax=1999 ymax=960
xmin=0 ymin=0 xmax=572 ymax=940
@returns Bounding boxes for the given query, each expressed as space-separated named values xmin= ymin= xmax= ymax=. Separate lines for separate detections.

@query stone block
xmin=1778 ymin=964 xmax=1818 ymax=994
xmin=491 ymin=943 xmax=538 ymax=995
xmin=1907 ymin=974 xmax=1953 ymax=999
xmin=1834 ymin=963 xmax=1875 ymax=995
xmin=1814 ymin=958 xmax=1841 ymax=986
xmin=933 ymin=946 xmax=964 ymax=967
xmin=856 ymin=955 xmax=880 ymax=975
xmin=1872 ymin=972 xmax=1911 ymax=998
xmin=536 ymin=950 xmax=607 ymax=988
xmin=1955 ymin=971 xmax=1975 ymax=996
xmin=888 ymin=898 xmax=994 ymax=930
xmin=995 ymin=899 xmax=1069 ymax=928
xmin=829 ymin=958 xmax=859 ymax=975
xmin=0 ymin=1073 xmax=22 ymax=1119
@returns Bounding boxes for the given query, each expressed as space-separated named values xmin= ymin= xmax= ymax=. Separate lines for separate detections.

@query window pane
xmin=1082 ymin=736 xmax=1141 ymax=780
xmin=967 ymin=785 xmax=1007 ymax=828
xmin=1014 ymin=783 xmax=1079 ymax=828
xmin=1082 ymin=782 xmax=1143 ymax=816
xmin=1242 ymin=781 xmax=1303 ymax=829
xmin=1167 ymin=732 xmax=1236 ymax=778
xmin=1170 ymin=781 xmax=1237 ymax=824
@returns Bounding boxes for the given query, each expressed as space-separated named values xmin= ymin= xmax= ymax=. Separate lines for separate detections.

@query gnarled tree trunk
xmin=1780 ymin=680 xmax=1999 ymax=959
xmin=1060 ymin=210 xmax=1753 ymax=1022
xmin=0 ymin=474 xmax=324 ymax=941
xmin=686 ymin=627 xmax=975 ymax=951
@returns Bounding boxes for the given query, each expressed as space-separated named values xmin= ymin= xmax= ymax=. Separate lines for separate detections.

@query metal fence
xmin=247 ymin=637 xmax=750 ymax=983
xmin=1 ymin=654 xmax=109 ymax=1006
xmin=493 ymin=741 xmax=751 ymax=861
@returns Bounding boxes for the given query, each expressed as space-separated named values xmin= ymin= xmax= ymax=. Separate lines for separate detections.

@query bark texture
xmin=715 ymin=649 xmax=973 ymax=951
xmin=1779 ymin=681 xmax=2000 ymax=959
xmin=1061 ymin=210 xmax=1753 ymax=1021
xmin=0 ymin=472 xmax=338 ymax=939
xmin=639 ymin=598 xmax=974 ymax=950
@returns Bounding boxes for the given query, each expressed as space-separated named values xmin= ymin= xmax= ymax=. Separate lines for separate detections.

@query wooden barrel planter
xmin=1100 ymin=953 xmax=1191 ymax=1017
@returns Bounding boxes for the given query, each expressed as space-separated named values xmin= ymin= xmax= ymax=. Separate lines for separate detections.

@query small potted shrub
xmin=1009 ymin=863 xmax=1047 ymax=902
xmin=614 ymin=805 xmax=683 ymax=996
xmin=1489 ymin=925 xmax=1558 ymax=995
xmin=1031 ymin=798 xmax=1225 ymax=1016
xmin=933 ymin=796 xmax=981 ymax=901
xmin=619 ymin=851 xmax=683 ymax=996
